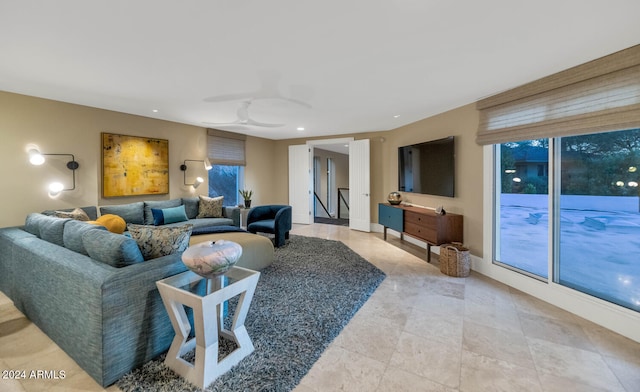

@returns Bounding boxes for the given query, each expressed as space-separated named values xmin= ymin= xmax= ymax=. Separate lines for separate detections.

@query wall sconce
xmin=180 ymin=159 xmax=212 ymax=189
xmin=28 ymin=148 xmax=79 ymax=197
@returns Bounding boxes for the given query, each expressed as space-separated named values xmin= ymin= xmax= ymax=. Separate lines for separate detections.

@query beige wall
xmin=0 ymin=91 xmax=278 ymax=227
xmin=385 ymin=104 xmax=483 ymax=255
xmin=272 ymin=103 xmax=483 ymax=256
xmin=0 ymin=90 xmax=483 ymax=256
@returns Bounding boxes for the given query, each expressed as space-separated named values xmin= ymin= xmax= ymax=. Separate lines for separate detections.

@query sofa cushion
xmin=54 ymin=208 xmax=91 ymax=221
xmin=63 ymin=220 xmax=107 ymax=255
xmin=82 ymin=229 xmax=145 ymax=267
xmin=25 ymin=213 xmax=70 ymax=246
xmin=151 ymin=205 xmax=189 ymax=226
xmin=144 ymin=199 xmax=182 ymax=225
xmin=24 ymin=213 xmax=44 ymax=237
xmin=197 ymin=195 xmax=224 ymax=218
xmin=41 ymin=206 xmax=98 ymax=221
xmin=181 ymin=197 xmax=199 ymax=219
xmin=100 ymin=202 xmax=144 ymax=224
xmin=127 ymin=224 xmax=193 ymax=260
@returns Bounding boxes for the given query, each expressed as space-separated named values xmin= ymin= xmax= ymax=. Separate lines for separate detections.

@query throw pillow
xmin=127 ymin=224 xmax=193 ymax=260
xmin=89 ymin=214 xmax=127 ymax=234
xmin=151 ymin=205 xmax=189 ymax=226
xmin=54 ymin=208 xmax=91 ymax=221
xmin=143 ymin=199 xmax=182 ymax=225
xmin=197 ymin=195 xmax=224 ymax=218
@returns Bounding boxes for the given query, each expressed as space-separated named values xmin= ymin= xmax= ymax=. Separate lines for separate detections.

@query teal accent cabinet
xmin=378 ymin=203 xmax=403 ymax=239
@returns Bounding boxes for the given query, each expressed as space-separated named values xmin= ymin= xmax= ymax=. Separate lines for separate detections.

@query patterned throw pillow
xmin=54 ymin=208 xmax=90 ymax=221
xmin=196 ymin=195 xmax=224 ymax=218
xmin=127 ymin=224 xmax=193 ymax=260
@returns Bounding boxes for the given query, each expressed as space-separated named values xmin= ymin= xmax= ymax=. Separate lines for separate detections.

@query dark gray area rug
xmin=117 ymin=235 xmax=386 ymax=392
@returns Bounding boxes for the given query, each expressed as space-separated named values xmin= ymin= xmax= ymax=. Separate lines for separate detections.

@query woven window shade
xmin=476 ymin=45 xmax=640 ymax=145
xmin=207 ymin=129 xmax=246 ymax=166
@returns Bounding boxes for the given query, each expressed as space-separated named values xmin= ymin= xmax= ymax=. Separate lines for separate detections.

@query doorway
xmin=288 ymin=138 xmax=370 ymax=232
xmin=313 ymin=145 xmax=350 ymax=226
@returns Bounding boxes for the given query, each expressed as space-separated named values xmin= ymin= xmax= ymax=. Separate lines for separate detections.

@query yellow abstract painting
xmin=102 ymin=133 xmax=169 ymax=197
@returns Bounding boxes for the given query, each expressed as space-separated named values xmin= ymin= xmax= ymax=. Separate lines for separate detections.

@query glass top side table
xmin=156 ymin=266 xmax=260 ymax=389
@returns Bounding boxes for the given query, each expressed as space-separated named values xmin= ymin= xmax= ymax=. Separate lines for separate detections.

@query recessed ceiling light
xmin=297 ymin=127 xmax=305 ymax=131
xmin=393 ymin=114 xmax=400 ymax=118
xmin=152 ymin=109 xmax=159 ymax=113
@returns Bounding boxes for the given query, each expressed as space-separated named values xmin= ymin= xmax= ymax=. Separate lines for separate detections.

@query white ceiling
xmin=1 ymin=1 xmax=639 ymax=140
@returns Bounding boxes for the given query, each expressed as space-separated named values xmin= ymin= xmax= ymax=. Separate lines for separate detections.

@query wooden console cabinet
xmin=378 ymin=203 xmax=463 ymax=262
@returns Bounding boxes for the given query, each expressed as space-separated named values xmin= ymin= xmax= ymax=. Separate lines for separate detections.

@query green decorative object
xmin=181 ymin=240 xmax=243 ymax=278
xmin=239 ymin=189 xmax=253 ymax=208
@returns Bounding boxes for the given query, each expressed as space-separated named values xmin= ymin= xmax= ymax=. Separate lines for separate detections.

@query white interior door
xmin=349 ymin=139 xmax=371 ymax=232
xmin=288 ymin=144 xmax=313 ymax=224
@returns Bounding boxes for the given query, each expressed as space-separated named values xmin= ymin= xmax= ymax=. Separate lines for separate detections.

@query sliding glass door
xmin=495 ymin=129 xmax=640 ymax=312
xmin=495 ymin=140 xmax=549 ymax=279
xmin=557 ymin=129 xmax=640 ymax=311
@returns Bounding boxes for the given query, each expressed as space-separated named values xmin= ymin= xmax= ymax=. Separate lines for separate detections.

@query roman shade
xmin=207 ymin=129 xmax=246 ymax=166
xmin=476 ymin=44 xmax=640 ymax=145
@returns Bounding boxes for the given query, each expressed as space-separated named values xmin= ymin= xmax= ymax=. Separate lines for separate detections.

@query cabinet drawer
xmin=405 ymin=211 xmax=436 ymax=230
xmin=404 ymin=222 xmax=437 ymax=243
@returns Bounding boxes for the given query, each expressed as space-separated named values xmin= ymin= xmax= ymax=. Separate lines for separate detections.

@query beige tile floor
xmin=1 ymin=223 xmax=639 ymax=391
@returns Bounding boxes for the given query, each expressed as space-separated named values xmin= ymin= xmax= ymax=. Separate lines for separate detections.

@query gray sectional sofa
xmin=0 ymin=197 xmax=240 ymax=387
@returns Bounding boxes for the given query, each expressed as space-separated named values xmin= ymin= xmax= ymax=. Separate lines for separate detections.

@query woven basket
xmin=439 ymin=242 xmax=470 ymax=277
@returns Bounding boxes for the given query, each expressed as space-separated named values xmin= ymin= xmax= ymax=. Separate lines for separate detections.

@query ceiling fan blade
xmin=237 ymin=101 xmax=250 ymax=122
xmin=202 ymin=120 xmax=241 ymax=126
xmin=245 ymin=118 xmax=285 ymax=127
xmin=203 ymin=92 xmax=256 ymax=102
xmin=279 ymin=96 xmax=312 ymax=109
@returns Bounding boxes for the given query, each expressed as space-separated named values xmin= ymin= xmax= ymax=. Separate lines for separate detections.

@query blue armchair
xmin=246 ymin=205 xmax=292 ymax=247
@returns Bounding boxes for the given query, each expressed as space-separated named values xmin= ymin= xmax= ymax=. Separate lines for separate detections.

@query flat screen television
xmin=398 ymin=136 xmax=455 ymax=197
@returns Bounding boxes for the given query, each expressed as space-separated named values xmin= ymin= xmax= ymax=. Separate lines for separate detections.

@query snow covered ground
xmin=498 ymin=195 xmax=640 ymax=312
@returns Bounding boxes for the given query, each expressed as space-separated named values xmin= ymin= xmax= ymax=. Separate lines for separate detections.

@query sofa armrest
xmin=223 ymin=206 xmax=241 ymax=227
xmin=274 ymin=206 xmax=293 ymax=232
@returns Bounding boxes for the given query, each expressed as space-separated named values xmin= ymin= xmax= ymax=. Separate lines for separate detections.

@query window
xmin=206 ymin=129 xmax=247 ymax=207
xmin=495 ymin=140 xmax=549 ymax=279
xmin=494 ymin=129 xmax=640 ymax=311
xmin=557 ymin=129 xmax=640 ymax=311
xmin=208 ymin=165 xmax=244 ymax=207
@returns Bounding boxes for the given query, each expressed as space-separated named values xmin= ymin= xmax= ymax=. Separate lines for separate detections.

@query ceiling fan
xmin=203 ymin=69 xmax=313 ymax=110
xmin=203 ymin=100 xmax=284 ymax=128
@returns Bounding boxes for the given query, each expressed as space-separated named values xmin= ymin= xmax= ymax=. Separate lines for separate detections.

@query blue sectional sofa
xmin=0 ymin=197 xmax=240 ymax=387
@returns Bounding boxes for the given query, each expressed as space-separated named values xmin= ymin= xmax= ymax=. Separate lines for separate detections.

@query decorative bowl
xmin=387 ymin=192 xmax=402 ymax=205
xmin=181 ymin=240 xmax=243 ymax=279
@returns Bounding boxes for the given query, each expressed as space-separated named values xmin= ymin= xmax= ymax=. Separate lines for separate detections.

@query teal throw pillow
xmin=151 ymin=205 xmax=189 ymax=226
xmin=144 ymin=199 xmax=182 ymax=225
